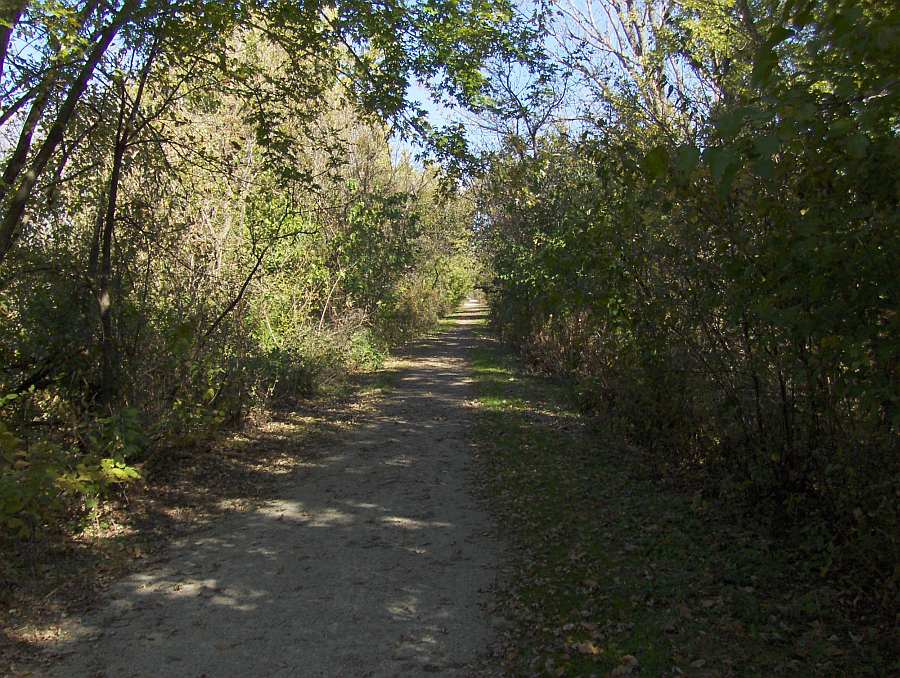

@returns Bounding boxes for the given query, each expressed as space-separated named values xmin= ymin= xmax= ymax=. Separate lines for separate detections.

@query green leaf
xmin=831 ymin=12 xmax=855 ymax=38
xmin=792 ymin=9 xmax=813 ymax=29
xmin=705 ymin=146 xmax=735 ymax=182
xmin=769 ymin=25 xmax=794 ymax=46
xmin=752 ymin=155 xmax=774 ymax=178
xmin=752 ymin=49 xmax=778 ymax=85
xmin=674 ymin=145 xmax=700 ymax=176
xmin=715 ymin=108 xmax=748 ymax=139
xmin=753 ymin=134 xmax=780 ymax=159
xmin=641 ymin=146 xmax=669 ymax=179
xmin=829 ymin=118 xmax=854 ymax=136
xmin=705 ymin=146 xmax=740 ymax=195
xmin=844 ymin=133 xmax=869 ymax=159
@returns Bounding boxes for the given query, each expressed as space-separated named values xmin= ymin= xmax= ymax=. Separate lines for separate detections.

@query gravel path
xmin=43 ymin=300 xmax=498 ymax=678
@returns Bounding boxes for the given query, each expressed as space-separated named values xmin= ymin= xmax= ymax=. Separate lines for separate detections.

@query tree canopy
xmin=1 ymin=0 xmax=897 ymax=661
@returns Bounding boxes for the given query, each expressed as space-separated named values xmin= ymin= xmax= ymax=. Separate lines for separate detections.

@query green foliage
xmin=0 ymin=422 xmax=62 ymax=538
xmin=0 ymin=3 xmax=490 ymax=542
xmin=479 ymin=0 xmax=899 ymax=612
xmin=0 ymin=416 xmax=141 ymax=540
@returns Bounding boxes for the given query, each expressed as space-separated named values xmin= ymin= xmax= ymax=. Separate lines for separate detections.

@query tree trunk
xmin=97 ymin=94 xmax=127 ymax=403
xmin=0 ymin=0 xmax=28 ymax=83
xmin=0 ymin=0 xmax=140 ymax=267
xmin=95 ymin=42 xmax=156 ymax=403
xmin=0 ymin=0 xmax=102 ymax=201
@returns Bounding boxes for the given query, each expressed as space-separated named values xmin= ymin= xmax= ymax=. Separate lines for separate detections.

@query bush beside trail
xmin=478 ymin=0 xmax=898 ymax=621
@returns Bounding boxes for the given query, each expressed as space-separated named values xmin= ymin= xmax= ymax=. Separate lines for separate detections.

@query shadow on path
xmin=42 ymin=301 xmax=498 ymax=678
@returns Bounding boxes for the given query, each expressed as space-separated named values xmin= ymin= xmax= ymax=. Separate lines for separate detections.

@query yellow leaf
xmin=574 ymin=640 xmax=602 ymax=656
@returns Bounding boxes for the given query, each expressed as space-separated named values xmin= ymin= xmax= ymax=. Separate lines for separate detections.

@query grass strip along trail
xmin=470 ymin=326 xmax=893 ymax=677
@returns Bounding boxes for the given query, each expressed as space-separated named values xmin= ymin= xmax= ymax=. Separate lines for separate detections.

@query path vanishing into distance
xmin=42 ymin=300 xmax=499 ymax=677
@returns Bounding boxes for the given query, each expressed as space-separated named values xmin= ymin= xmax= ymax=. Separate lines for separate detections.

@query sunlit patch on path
xmin=41 ymin=299 xmax=499 ymax=678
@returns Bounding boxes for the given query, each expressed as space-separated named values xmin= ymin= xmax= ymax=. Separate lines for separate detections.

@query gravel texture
xmin=41 ymin=300 xmax=498 ymax=678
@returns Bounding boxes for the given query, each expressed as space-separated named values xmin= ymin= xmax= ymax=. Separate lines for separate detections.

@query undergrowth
xmin=471 ymin=335 xmax=896 ymax=677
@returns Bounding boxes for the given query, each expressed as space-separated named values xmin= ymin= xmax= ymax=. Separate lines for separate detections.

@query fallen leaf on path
xmin=573 ymin=640 xmax=602 ymax=655
xmin=610 ymin=654 xmax=639 ymax=676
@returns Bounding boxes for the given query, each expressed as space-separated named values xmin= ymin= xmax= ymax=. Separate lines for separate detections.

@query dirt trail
xmin=42 ymin=300 xmax=498 ymax=678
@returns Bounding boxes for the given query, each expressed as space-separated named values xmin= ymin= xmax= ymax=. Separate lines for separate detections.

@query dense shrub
xmin=0 ymin=33 xmax=481 ymax=540
xmin=479 ymin=0 xmax=898 ymax=609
